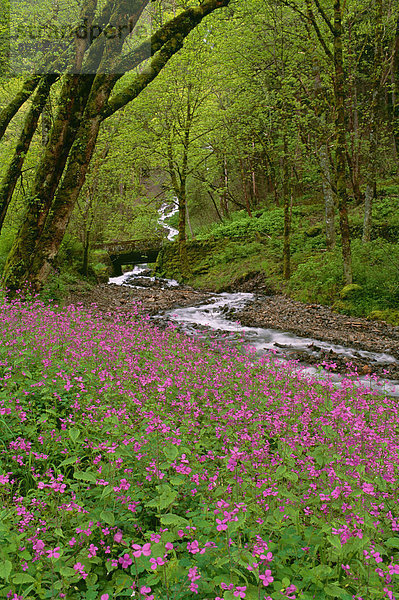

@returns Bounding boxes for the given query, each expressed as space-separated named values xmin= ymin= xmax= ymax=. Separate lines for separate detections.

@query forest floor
xmin=65 ymin=277 xmax=399 ymax=382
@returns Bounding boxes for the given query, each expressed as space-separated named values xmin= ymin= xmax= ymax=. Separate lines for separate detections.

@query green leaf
xmin=101 ymin=485 xmax=113 ymax=499
xmin=58 ymin=456 xmax=77 ymax=467
xmin=143 ymin=573 xmax=160 ymax=586
xmin=324 ymin=584 xmax=352 ymax=599
xmin=12 ymin=573 xmax=35 ymax=584
xmin=241 ymin=585 xmax=260 ymax=600
xmin=275 ymin=465 xmax=287 ymax=479
xmin=309 ymin=564 xmax=333 ymax=579
xmin=163 ymin=445 xmax=178 ymax=461
xmin=386 ymin=537 xmax=399 ymax=548
xmin=100 ymin=510 xmax=115 ymax=526
xmin=54 ymin=528 xmax=64 ymax=538
xmin=160 ymin=513 xmax=189 ymax=527
xmin=0 ymin=560 xmax=12 ymax=581
xmin=59 ymin=566 xmax=76 ymax=577
xmin=327 ymin=535 xmax=342 ymax=551
xmin=73 ymin=471 xmax=96 ymax=483
xmin=159 ymin=486 xmax=178 ymax=510
xmin=170 ymin=476 xmax=185 ymax=486
xmin=68 ymin=427 xmax=81 ymax=443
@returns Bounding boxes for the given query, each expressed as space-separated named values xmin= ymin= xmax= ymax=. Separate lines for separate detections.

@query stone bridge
xmin=94 ymin=238 xmax=164 ymax=276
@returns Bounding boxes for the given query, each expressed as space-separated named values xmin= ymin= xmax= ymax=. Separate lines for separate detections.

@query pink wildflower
xmin=118 ymin=553 xmax=132 ymax=568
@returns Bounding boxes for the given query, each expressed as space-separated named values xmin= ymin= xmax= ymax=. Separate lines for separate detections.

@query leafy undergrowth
xmin=0 ymin=296 xmax=398 ymax=600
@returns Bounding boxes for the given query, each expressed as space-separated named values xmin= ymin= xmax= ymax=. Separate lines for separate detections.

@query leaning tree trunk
xmin=29 ymin=31 xmax=200 ymax=290
xmin=28 ymin=73 xmax=118 ymax=290
xmin=333 ymin=0 xmax=352 ymax=285
xmin=2 ymin=74 xmax=95 ymax=291
xmin=0 ymin=75 xmax=56 ymax=231
xmin=0 ymin=76 xmax=41 ymax=141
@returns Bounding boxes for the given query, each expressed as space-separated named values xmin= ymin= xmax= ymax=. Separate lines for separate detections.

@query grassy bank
xmin=0 ymin=295 xmax=398 ymax=599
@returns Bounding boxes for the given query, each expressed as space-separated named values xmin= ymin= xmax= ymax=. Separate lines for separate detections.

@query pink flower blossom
xmin=113 ymin=531 xmax=123 ymax=543
xmin=118 ymin=553 xmax=132 ymax=568
xmin=149 ymin=557 xmax=165 ymax=570
xmin=259 ymin=569 xmax=274 ymax=586
xmin=46 ymin=546 xmax=61 ymax=559
xmin=132 ymin=542 xmax=151 ymax=557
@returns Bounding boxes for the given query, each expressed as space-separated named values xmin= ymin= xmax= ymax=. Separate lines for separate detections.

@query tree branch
xmin=102 ymin=0 xmax=230 ymax=118
xmin=311 ymin=0 xmax=335 ymax=35
xmin=0 ymin=76 xmax=41 ymax=141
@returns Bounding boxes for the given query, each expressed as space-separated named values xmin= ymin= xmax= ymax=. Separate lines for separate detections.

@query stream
xmin=109 ymin=202 xmax=399 ymax=397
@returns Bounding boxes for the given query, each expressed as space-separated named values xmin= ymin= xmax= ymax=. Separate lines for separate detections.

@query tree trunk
xmin=318 ymin=144 xmax=336 ymax=250
xmin=362 ymin=181 xmax=375 ymax=243
xmin=0 ymin=75 xmax=56 ymax=232
xmin=82 ymin=231 xmax=90 ymax=277
xmin=186 ymin=199 xmax=194 ymax=239
xmin=239 ymin=157 xmax=252 ymax=218
xmin=221 ymin=156 xmax=229 ymax=217
xmin=2 ymin=74 xmax=96 ymax=291
xmin=282 ymin=138 xmax=291 ymax=280
xmin=178 ymin=186 xmax=188 ymax=274
xmin=41 ymin=100 xmax=52 ymax=147
xmin=28 ymin=75 xmax=116 ymax=290
xmin=392 ymin=17 xmax=399 ymax=155
xmin=0 ymin=76 xmax=41 ymax=141
xmin=333 ymin=0 xmax=352 ymax=285
xmin=362 ymin=0 xmax=382 ymax=243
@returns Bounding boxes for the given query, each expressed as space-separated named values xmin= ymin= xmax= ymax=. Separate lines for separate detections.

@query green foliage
xmin=40 ymin=270 xmax=94 ymax=305
xmin=289 ymin=240 xmax=399 ymax=317
xmin=0 ymin=229 xmax=14 ymax=276
xmin=197 ymin=208 xmax=297 ymax=241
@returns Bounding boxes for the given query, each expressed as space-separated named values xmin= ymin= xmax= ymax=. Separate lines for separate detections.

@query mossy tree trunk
xmin=305 ymin=0 xmax=351 ymax=281
xmin=392 ymin=16 xmax=399 ymax=155
xmin=318 ymin=143 xmax=336 ymax=250
xmin=282 ymin=136 xmax=291 ymax=280
xmin=0 ymin=76 xmax=41 ymax=140
xmin=363 ymin=0 xmax=383 ymax=243
xmin=0 ymin=75 xmax=57 ymax=231
xmin=1 ymin=74 xmax=96 ymax=292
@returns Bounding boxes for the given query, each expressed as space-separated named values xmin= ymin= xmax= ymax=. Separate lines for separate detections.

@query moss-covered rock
xmin=339 ymin=283 xmax=363 ymax=300
xmin=305 ymin=225 xmax=323 ymax=238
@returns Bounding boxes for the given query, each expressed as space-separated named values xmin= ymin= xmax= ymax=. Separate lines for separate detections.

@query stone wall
xmin=155 ymin=240 xmax=219 ymax=280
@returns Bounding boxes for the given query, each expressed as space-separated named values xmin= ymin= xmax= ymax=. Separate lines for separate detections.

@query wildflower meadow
xmin=0 ymin=295 xmax=398 ymax=600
